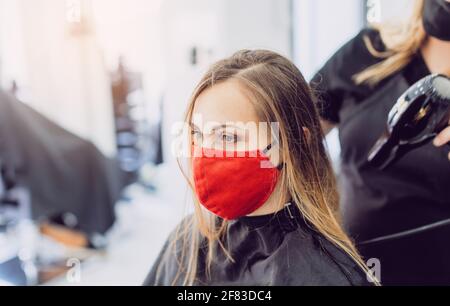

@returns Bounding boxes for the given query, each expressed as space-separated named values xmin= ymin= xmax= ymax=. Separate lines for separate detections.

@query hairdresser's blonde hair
xmin=354 ymin=0 xmax=427 ymax=86
xmin=163 ymin=50 xmax=378 ymax=286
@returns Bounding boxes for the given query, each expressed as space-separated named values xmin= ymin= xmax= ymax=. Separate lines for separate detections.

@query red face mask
xmin=192 ymin=145 xmax=280 ymax=220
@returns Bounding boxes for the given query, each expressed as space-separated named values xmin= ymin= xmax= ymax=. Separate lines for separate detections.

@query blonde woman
xmin=144 ymin=50 xmax=376 ymax=286
xmin=311 ymin=0 xmax=450 ymax=285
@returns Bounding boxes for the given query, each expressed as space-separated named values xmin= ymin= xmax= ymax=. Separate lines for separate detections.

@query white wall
xmin=0 ymin=0 xmax=29 ymax=92
xmin=293 ymin=0 xmax=364 ymax=81
xmin=378 ymin=0 xmax=414 ymax=22
xmin=217 ymin=0 xmax=292 ymax=58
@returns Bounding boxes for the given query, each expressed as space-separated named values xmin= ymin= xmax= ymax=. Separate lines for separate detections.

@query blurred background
xmin=0 ymin=0 xmax=413 ymax=286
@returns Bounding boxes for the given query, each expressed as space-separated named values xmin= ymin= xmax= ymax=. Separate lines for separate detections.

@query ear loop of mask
xmin=261 ymin=138 xmax=285 ymax=171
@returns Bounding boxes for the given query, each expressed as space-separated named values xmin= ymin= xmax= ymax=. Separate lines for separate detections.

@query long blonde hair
xmin=354 ymin=0 xmax=427 ymax=86
xmin=164 ymin=50 xmax=377 ymax=286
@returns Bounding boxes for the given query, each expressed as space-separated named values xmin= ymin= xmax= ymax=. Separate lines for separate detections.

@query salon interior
xmin=1 ymin=0 xmax=449 ymax=287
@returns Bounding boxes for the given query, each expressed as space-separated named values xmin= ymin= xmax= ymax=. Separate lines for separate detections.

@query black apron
xmin=337 ymin=72 xmax=450 ymax=285
xmin=144 ymin=204 xmax=371 ymax=286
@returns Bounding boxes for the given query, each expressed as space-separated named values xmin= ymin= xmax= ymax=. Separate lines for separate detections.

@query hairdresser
xmin=311 ymin=0 xmax=450 ymax=285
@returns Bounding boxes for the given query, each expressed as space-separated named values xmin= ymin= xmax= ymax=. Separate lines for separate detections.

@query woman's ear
xmin=302 ymin=127 xmax=311 ymax=142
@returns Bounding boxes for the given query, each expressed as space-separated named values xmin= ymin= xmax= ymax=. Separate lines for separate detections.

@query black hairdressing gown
xmin=144 ymin=204 xmax=371 ymax=286
xmin=0 ymin=90 xmax=125 ymax=235
xmin=311 ymin=28 xmax=450 ymax=285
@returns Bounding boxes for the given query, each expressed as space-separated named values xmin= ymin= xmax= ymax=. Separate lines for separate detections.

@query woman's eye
xmin=191 ymin=130 xmax=202 ymax=141
xmin=220 ymin=133 xmax=238 ymax=143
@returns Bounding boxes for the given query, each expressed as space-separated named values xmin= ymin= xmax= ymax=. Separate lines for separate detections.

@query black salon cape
xmin=0 ymin=90 xmax=124 ymax=234
xmin=144 ymin=205 xmax=370 ymax=286
xmin=311 ymin=28 xmax=450 ymax=285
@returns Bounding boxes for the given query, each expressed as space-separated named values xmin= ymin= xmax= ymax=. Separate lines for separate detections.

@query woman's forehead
xmin=192 ymin=80 xmax=259 ymax=126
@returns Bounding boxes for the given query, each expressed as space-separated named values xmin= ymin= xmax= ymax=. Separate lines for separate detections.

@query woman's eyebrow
xmin=191 ymin=123 xmax=245 ymax=133
xmin=190 ymin=122 xmax=200 ymax=130
xmin=210 ymin=124 xmax=245 ymax=132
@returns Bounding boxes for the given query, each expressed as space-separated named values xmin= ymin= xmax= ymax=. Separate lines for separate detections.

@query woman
xmin=144 ymin=50 xmax=376 ymax=286
xmin=311 ymin=0 xmax=450 ymax=285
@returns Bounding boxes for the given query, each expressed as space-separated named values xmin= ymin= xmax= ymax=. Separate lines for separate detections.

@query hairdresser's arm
xmin=313 ymin=30 xmax=383 ymax=137
xmin=433 ymin=119 xmax=450 ymax=161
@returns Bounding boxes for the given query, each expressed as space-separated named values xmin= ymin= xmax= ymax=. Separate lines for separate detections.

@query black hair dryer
xmin=368 ymin=74 xmax=450 ymax=170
